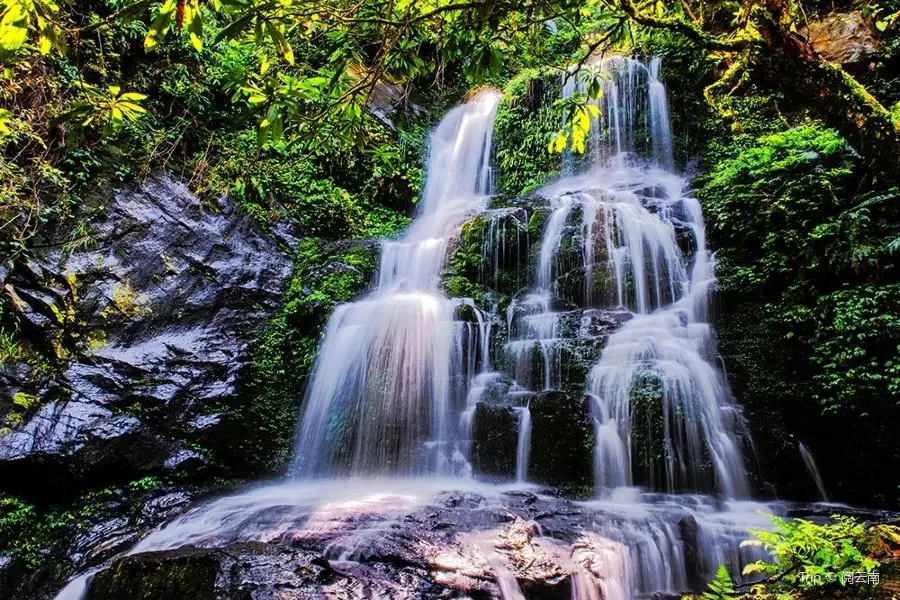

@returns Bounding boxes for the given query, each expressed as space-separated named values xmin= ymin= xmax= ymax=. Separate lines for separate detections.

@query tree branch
xmin=616 ymin=0 xmax=751 ymax=52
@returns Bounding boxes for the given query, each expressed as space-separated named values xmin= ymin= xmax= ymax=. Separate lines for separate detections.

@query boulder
xmin=471 ymin=403 xmax=518 ymax=480
xmin=0 ymin=174 xmax=296 ymax=496
xmin=528 ymin=391 xmax=594 ymax=491
xmin=807 ymin=11 xmax=882 ymax=67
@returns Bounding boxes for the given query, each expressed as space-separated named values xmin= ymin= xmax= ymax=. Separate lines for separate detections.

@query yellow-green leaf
xmin=188 ymin=0 xmax=203 ymax=50
xmin=0 ymin=23 xmax=28 ymax=53
xmin=548 ymin=132 xmax=568 ymax=154
xmin=119 ymin=101 xmax=146 ymax=114
xmin=38 ymin=30 xmax=51 ymax=54
xmin=144 ymin=2 xmax=175 ymax=51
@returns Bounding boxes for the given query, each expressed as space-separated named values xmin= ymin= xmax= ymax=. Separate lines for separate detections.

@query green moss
xmin=629 ymin=371 xmax=667 ymax=487
xmin=471 ymin=403 xmax=518 ymax=480
xmin=527 ymin=391 xmax=594 ymax=493
xmin=87 ymin=550 xmax=218 ymax=600
xmin=222 ymin=238 xmax=379 ymax=474
xmin=443 ymin=215 xmax=492 ymax=305
xmin=494 ymin=76 xmax=564 ymax=196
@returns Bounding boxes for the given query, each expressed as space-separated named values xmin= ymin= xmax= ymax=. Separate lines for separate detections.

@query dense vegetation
xmin=701 ymin=126 xmax=900 ymax=505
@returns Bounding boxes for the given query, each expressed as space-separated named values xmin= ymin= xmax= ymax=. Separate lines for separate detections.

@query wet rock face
xmin=471 ymin=403 xmax=518 ymax=480
xmin=807 ymin=11 xmax=882 ymax=68
xmin=88 ymin=543 xmax=355 ymax=600
xmin=72 ymin=479 xmax=805 ymax=600
xmin=82 ymin=488 xmax=633 ymax=600
xmin=528 ymin=392 xmax=594 ymax=491
xmin=87 ymin=546 xmax=220 ymax=600
xmin=0 ymin=175 xmax=296 ymax=496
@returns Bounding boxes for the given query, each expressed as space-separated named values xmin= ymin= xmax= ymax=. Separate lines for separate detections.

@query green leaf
xmin=213 ymin=11 xmax=254 ymax=43
xmin=548 ymin=132 xmax=568 ymax=154
xmin=144 ymin=0 xmax=177 ymax=51
xmin=264 ymin=20 xmax=293 ymax=64
xmin=703 ymin=564 xmax=735 ymax=600
xmin=0 ymin=21 xmax=28 ymax=55
xmin=119 ymin=92 xmax=147 ymax=101
xmin=49 ymin=102 xmax=92 ymax=129
xmin=119 ymin=101 xmax=147 ymax=115
xmin=188 ymin=0 xmax=203 ymax=50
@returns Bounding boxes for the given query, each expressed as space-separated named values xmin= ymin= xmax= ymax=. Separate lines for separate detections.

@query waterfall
xmin=546 ymin=57 xmax=751 ymax=497
xmin=52 ymin=59 xmax=776 ymax=600
xmin=515 ymin=404 xmax=532 ymax=482
xmin=290 ymin=90 xmax=502 ymax=478
xmin=798 ymin=441 xmax=829 ymax=502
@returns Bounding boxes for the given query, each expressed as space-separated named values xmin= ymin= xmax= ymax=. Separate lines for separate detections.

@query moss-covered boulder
xmin=555 ymin=266 xmax=614 ymax=309
xmin=87 ymin=542 xmax=340 ymax=600
xmin=444 ymin=203 xmax=543 ymax=303
xmin=87 ymin=547 xmax=219 ymax=600
xmin=527 ymin=391 xmax=594 ymax=492
xmin=629 ymin=370 xmax=668 ymax=488
xmin=471 ymin=403 xmax=518 ymax=480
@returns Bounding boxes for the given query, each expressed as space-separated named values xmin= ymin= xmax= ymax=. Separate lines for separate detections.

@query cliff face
xmin=1 ymin=175 xmax=295 ymax=493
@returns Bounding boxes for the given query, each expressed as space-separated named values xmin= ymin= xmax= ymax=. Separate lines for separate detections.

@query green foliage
xmin=743 ymin=514 xmax=878 ymax=594
xmin=702 ymin=564 xmax=735 ymax=600
xmin=200 ymin=125 xmax=415 ymax=239
xmin=54 ymin=83 xmax=148 ymax=139
xmin=703 ymin=126 xmax=857 ymax=291
xmin=494 ymin=76 xmax=564 ymax=196
xmin=810 ymin=284 xmax=900 ymax=410
xmin=0 ymin=0 xmax=67 ymax=60
xmin=226 ymin=238 xmax=378 ymax=473
xmin=548 ymin=67 xmax=606 ymax=155
xmin=0 ymin=478 xmax=162 ymax=568
xmin=702 ymin=125 xmax=900 ymax=413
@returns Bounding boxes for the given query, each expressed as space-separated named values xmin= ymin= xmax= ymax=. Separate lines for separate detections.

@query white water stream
xmin=56 ymin=60 xmax=779 ymax=600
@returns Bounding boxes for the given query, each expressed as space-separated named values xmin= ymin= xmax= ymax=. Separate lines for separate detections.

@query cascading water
xmin=544 ymin=56 xmax=752 ymax=498
xmin=515 ymin=404 xmax=532 ymax=482
xmin=290 ymin=90 xmax=502 ymax=477
xmin=798 ymin=441 xmax=829 ymax=502
xmin=54 ymin=60 xmax=788 ymax=600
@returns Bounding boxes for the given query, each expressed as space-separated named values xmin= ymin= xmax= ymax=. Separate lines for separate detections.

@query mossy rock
xmin=629 ymin=370 xmax=668 ymax=489
xmin=444 ymin=208 xmax=536 ymax=301
xmin=471 ymin=403 xmax=518 ymax=480
xmin=555 ymin=266 xmax=614 ymax=308
xmin=554 ymin=341 xmax=594 ymax=392
xmin=527 ymin=391 xmax=594 ymax=491
xmin=225 ymin=238 xmax=380 ymax=474
xmin=502 ymin=340 xmax=546 ymax=392
xmin=87 ymin=547 xmax=219 ymax=600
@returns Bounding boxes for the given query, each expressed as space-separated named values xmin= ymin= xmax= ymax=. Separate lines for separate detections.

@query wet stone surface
xmin=0 ymin=175 xmax=297 ymax=495
xmin=56 ymin=480 xmax=834 ymax=600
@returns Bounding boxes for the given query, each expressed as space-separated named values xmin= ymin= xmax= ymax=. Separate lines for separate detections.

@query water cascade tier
xmin=55 ymin=58 xmax=779 ymax=600
xmin=291 ymin=91 xmax=502 ymax=477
